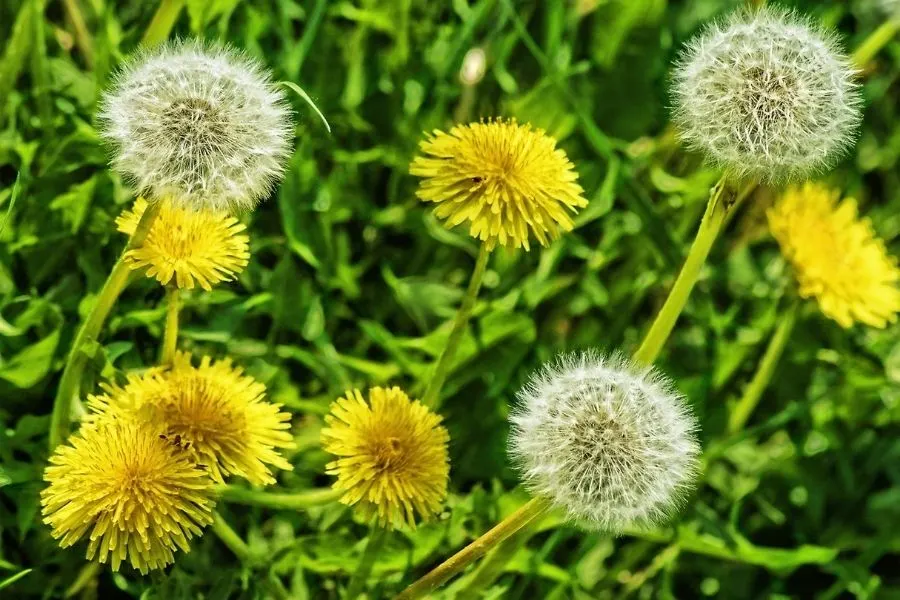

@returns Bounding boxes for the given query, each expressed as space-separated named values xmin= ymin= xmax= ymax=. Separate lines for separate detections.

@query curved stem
xmin=345 ymin=526 xmax=388 ymax=599
xmin=395 ymin=497 xmax=552 ymax=600
xmin=852 ymin=18 xmax=900 ymax=69
xmin=160 ymin=286 xmax=180 ymax=365
xmin=141 ymin=0 xmax=185 ymax=47
xmin=211 ymin=511 xmax=253 ymax=563
xmin=215 ymin=485 xmax=342 ymax=510
xmin=49 ymin=200 xmax=161 ymax=450
xmin=727 ymin=299 xmax=799 ymax=434
xmin=422 ymin=244 xmax=490 ymax=408
xmin=632 ymin=175 xmax=735 ymax=366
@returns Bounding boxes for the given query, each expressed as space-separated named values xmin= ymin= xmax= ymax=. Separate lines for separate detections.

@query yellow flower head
xmin=116 ymin=198 xmax=250 ymax=291
xmin=321 ymin=387 xmax=450 ymax=529
xmin=41 ymin=420 xmax=214 ymax=574
xmin=410 ymin=118 xmax=587 ymax=250
xmin=768 ymin=182 xmax=900 ymax=328
xmin=87 ymin=351 xmax=295 ymax=485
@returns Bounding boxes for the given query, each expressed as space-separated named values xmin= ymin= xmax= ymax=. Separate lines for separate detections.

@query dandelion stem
xmin=346 ymin=525 xmax=389 ymax=599
xmin=60 ymin=0 xmax=95 ymax=69
xmin=211 ymin=512 xmax=254 ymax=563
xmin=632 ymin=175 xmax=738 ymax=367
xmin=49 ymin=200 xmax=161 ymax=450
xmin=141 ymin=0 xmax=185 ymax=47
xmin=215 ymin=485 xmax=342 ymax=510
xmin=852 ymin=18 xmax=900 ymax=69
xmin=395 ymin=497 xmax=552 ymax=600
xmin=160 ymin=286 xmax=180 ymax=365
xmin=211 ymin=512 xmax=292 ymax=599
xmin=456 ymin=515 xmax=545 ymax=599
xmin=727 ymin=298 xmax=800 ymax=434
xmin=64 ymin=561 xmax=100 ymax=598
xmin=421 ymin=244 xmax=490 ymax=408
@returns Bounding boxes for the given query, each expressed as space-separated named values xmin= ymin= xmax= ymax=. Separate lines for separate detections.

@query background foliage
xmin=1 ymin=0 xmax=899 ymax=598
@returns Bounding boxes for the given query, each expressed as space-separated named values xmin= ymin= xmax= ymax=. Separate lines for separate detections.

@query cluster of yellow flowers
xmin=42 ymin=202 xmax=296 ymax=573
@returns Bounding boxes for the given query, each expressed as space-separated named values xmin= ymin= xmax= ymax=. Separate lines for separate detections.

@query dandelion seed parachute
xmin=410 ymin=118 xmax=588 ymax=250
xmin=671 ymin=7 xmax=861 ymax=182
xmin=41 ymin=420 xmax=215 ymax=574
xmin=87 ymin=351 xmax=295 ymax=485
xmin=321 ymin=387 xmax=450 ymax=529
xmin=509 ymin=351 xmax=700 ymax=531
xmin=116 ymin=198 xmax=250 ymax=290
xmin=768 ymin=182 xmax=900 ymax=328
xmin=99 ymin=39 xmax=293 ymax=213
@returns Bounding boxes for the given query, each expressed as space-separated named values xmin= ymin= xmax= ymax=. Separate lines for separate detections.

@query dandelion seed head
xmin=509 ymin=351 xmax=701 ymax=532
xmin=671 ymin=7 xmax=861 ymax=182
xmin=321 ymin=387 xmax=450 ymax=529
xmin=41 ymin=420 xmax=214 ymax=574
xmin=410 ymin=118 xmax=587 ymax=250
xmin=768 ymin=182 xmax=900 ymax=328
xmin=99 ymin=39 xmax=293 ymax=213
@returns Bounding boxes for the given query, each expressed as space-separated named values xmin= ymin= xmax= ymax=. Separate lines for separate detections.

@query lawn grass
xmin=1 ymin=0 xmax=899 ymax=598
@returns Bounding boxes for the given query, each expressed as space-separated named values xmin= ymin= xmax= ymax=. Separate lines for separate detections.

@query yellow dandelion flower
xmin=41 ymin=420 xmax=214 ymax=574
xmin=321 ymin=386 xmax=450 ymax=529
xmin=768 ymin=182 xmax=900 ymax=328
xmin=116 ymin=198 xmax=250 ymax=291
xmin=410 ymin=118 xmax=587 ymax=250
xmin=87 ymin=351 xmax=295 ymax=485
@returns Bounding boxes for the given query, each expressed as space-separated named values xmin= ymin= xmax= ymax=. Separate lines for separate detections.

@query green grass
xmin=2 ymin=0 xmax=900 ymax=598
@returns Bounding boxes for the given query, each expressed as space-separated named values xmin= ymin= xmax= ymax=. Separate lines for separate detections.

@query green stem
xmin=456 ymin=515 xmax=544 ymax=599
xmin=395 ymin=497 xmax=552 ymax=600
xmin=60 ymin=0 xmax=95 ymax=69
xmin=345 ymin=526 xmax=388 ymax=599
xmin=211 ymin=512 xmax=253 ymax=563
xmin=49 ymin=200 xmax=161 ymax=450
xmin=215 ymin=485 xmax=342 ymax=510
xmin=160 ymin=286 xmax=180 ymax=365
xmin=211 ymin=512 xmax=291 ymax=600
xmin=141 ymin=0 xmax=185 ymax=47
xmin=852 ymin=18 xmax=900 ymax=68
xmin=632 ymin=175 xmax=734 ymax=366
xmin=726 ymin=299 xmax=799 ymax=434
xmin=421 ymin=244 xmax=490 ymax=408
xmin=64 ymin=561 xmax=100 ymax=598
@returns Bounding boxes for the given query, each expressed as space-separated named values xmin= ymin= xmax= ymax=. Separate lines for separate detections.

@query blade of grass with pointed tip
xmin=0 ymin=569 xmax=32 ymax=593
xmin=0 ymin=173 xmax=21 ymax=238
xmin=279 ymin=81 xmax=331 ymax=133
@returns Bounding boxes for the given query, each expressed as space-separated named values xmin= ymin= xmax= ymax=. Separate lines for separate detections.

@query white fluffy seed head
xmin=509 ymin=351 xmax=700 ymax=532
xmin=99 ymin=39 xmax=293 ymax=213
xmin=671 ymin=7 xmax=861 ymax=182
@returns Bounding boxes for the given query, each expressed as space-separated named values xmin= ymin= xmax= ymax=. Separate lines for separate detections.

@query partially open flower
xmin=41 ymin=420 xmax=214 ymax=573
xmin=87 ymin=352 xmax=295 ymax=485
xmin=99 ymin=39 xmax=293 ymax=213
xmin=768 ymin=182 xmax=900 ymax=328
xmin=509 ymin=352 xmax=700 ymax=531
xmin=410 ymin=118 xmax=587 ymax=250
xmin=672 ymin=7 xmax=861 ymax=182
xmin=116 ymin=198 xmax=250 ymax=290
xmin=321 ymin=387 xmax=450 ymax=529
